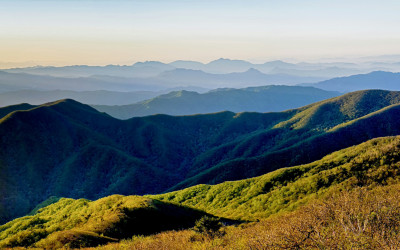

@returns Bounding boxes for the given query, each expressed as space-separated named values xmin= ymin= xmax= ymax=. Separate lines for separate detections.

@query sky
xmin=1 ymin=0 xmax=400 ymax=67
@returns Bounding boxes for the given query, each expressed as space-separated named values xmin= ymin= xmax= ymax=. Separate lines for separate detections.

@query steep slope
xmin=3 ymin=90 xmax=400 ymax=224
xmin=0 ymin=195 xmax=212 ymax=248
xmin=0 ymin=100 xmax=169 ymax=223
xmin=0 ymin=103 xmax=36 ymax=119
xmin=93 ymin=85 xmax=339 ymax=119
xmin=153 ymin=135 xmax=400 ymax=220
xmin=3 ymin=135 xmax=400 ymax=248
xmin=172 ymin=90 xmax=400 ymax=189
xmin=312 ymin=71 xmax=400 ymax=92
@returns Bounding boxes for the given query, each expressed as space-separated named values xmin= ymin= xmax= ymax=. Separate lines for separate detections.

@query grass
xmin=89 ymin=184 xmax=400 ymax=249
xmin=0 ymin=195 xmax=212 ymax=248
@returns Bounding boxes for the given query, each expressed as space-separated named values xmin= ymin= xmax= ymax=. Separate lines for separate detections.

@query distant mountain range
xmin=0 ymin=71 xmax=167 ymax=92
xmin=0 ymin=67 xmax=326 ymax=95
xmin=0 ymin=71 xmax=398 ymax=114
xmin=93 ymin=85 xmax=340 ymax=119
xmin=2 ymin=62 xmax=175 ymax=78
xmin=4 ymin=58 xmax=397 ymax=78
xmin=92 ymin=71 xmax=400 ymax=119
xmin=155 ymin=68 xmax=326 ymax=87
xmin=3 ymin=90 xmax=400 ymax=225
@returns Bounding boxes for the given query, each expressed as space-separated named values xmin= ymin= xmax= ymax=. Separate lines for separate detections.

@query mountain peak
xmin=208 ymin=58 xmax=252 ymax=64
xmin=157 ymin=90 xmax=199 ymax=99
xmin=263 ymin=60 xmax=294 ymax=66
xmin=244 ymin=68 xmax=263 ymax=74
xmin=157 ymin=68 xmax=208 ymax=77
xmin=132 ymin=61 xmax=173 ymax=68
xmin=214 ymin=58 xmax=230 ymax=62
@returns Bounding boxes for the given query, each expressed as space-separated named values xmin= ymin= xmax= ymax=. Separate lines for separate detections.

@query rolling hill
xmin=152 ymin=135 xmax=400 ymax=220
xmin=93 ymin=85 xmax=340 ymax=119
xmin=0 ymin=195 xmax=216 ymax=248
xmin=2 ymin=134 xmax=400 ymax=248
xmin=3 ymin=90 xmax=400 ymax=225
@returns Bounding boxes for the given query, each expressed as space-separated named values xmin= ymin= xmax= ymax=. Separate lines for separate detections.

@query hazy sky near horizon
xmin=1 ymin=0 xmax=400 ymax=66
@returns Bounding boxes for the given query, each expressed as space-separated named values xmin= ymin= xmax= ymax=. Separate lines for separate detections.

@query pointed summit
xmin=244 ymin=68 xmax=263 ymax=74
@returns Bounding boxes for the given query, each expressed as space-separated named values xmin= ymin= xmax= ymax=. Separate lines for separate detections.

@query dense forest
xmin=2 ymin=135 xmax=400 ymax=248
xmin=2 ymin=90 xmax=400 ymax=224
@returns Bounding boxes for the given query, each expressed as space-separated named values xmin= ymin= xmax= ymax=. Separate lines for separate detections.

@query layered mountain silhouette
xmin=154 ymin=68 xmax=326 ymax=88
xmin=5 ymin=58 xmax=388 ymax=77
xmin=0 ymin=68 xmax=325 ymax=94
xmin=93 ymin=85 xmax=340 ymax=119
xmin=3 ymin=62 xmax=175 ymax=78
xmin=0 ymin=71 xmax=167 ymax=92
xmin=3 ymin=90 xmax=400 ymax=224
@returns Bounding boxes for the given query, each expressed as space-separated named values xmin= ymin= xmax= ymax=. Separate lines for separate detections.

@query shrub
xmin=193 ymin=216 xmax=224 ymax=238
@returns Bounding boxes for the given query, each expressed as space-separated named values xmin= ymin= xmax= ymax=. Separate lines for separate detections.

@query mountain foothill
xmin=1 ymin=89 xmax=400 ymax=224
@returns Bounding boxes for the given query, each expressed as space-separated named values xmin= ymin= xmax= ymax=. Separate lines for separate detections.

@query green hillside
xmin=93 ymin=85 xmax=339 ymax=119
xmin=152 ymin=135 xmax=400 ymax=220
xmin=2 ymin=135 xmax=400 ymax=248
xmin=3 ymin=90 xmax=400 ymax=224
xmin=171 ymin=89 xmax=400 ymax=190
xmin=91 ymin=184 xmax=400 ymax=249
xmin=0 ymin=195 xmax=212 ymax=248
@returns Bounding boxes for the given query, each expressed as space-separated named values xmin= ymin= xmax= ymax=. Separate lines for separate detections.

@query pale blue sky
xmin=1 ymin=0 xmax=400 ymax=66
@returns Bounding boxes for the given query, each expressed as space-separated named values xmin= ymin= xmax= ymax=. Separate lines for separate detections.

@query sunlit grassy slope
xmin=92 ymin=184 xmax=400 ymax=250
xmin=0 ymin=195 xmax=211 ymax=248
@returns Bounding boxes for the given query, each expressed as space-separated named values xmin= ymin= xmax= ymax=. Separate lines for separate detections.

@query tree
xmin=193 ymin=216 xmax=224 ymax=237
